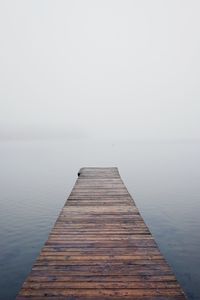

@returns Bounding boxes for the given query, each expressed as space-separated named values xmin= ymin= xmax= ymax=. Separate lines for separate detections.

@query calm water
xmin=0 ymin=139 xmax=200 ymax=300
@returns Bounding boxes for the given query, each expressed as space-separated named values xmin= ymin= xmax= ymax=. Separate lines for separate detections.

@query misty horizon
xmin=1 ymin=2 xmax=200 ymax=299
xmin=1 ymin=1 xmax=200 ymax=142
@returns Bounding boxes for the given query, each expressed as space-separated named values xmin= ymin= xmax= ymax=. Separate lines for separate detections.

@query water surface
xmin=0 ymin=139 xmax=200 ymax=299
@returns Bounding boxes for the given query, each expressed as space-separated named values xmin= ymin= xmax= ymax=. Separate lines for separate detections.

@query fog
xmin=1 ymin=3 xmax=200 ymax=299
xmin=1 ymin=0 xmax=200 ymax=141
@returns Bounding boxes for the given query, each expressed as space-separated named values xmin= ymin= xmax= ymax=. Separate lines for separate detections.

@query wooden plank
xmin=16 ymin=167 xmax=187 ymax=299
xmin=17 ymin=296 xmax=186 ymax=300
xmin=22 ymin=281 xmax=181 ymax=289
xmin=25 ymin=275 xmax=178 ymax=282
xmin=18 ymin=288 xmax=185 ymax=297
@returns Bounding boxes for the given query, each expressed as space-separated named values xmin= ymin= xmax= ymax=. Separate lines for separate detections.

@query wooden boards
xmin=16 ymin=167 xmax=187 ymax=300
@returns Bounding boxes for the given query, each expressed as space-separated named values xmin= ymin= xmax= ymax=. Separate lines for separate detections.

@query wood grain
xmin=16 ymin=167 xmax=187 ymax=299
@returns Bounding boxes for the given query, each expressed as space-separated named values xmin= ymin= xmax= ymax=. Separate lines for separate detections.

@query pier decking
xmin=17 ymin=167 xmax=187 ymax=299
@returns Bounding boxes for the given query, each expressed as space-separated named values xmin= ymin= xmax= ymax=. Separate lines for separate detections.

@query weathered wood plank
xmin=16 ymin=167 xmax=187 ymax=299
xmin=22 ymin=281 xmax=181 ymax=289
xmin=18 ymin=288 xmax=185 ymax=297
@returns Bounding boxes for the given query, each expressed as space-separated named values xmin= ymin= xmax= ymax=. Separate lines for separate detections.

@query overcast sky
xmin=0 ymin=0 xmax=200 ymax=141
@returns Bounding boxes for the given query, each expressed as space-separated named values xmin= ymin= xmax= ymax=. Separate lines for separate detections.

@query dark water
xmin=0 ymin=139 xmax=200 ymax=300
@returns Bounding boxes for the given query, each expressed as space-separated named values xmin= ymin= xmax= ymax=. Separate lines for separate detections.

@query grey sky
xmin=0 ymin=0 xmax=200 ymax=140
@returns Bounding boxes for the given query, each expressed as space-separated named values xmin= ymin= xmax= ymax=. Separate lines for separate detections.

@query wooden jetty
xmin=17 ymin=167 xmax=187 ymax=299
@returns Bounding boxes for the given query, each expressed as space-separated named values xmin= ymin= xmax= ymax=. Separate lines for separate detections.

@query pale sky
xmin=0 ymin=0 xmax=200 ymax=140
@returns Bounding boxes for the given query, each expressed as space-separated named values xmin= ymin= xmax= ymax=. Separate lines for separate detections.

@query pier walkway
xmin=17 ymin=167 xmax=187 ymax=299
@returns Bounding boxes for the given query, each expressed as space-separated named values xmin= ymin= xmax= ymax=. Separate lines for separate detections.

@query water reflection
xmin=0 ymin=139 xmax=199 ymax=299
